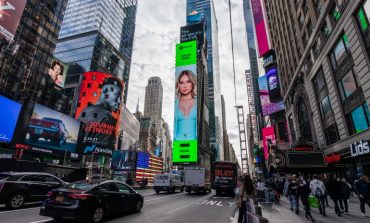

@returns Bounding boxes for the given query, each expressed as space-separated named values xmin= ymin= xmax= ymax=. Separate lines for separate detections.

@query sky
xmin=126 ymin=0 xmax=251 ymax=164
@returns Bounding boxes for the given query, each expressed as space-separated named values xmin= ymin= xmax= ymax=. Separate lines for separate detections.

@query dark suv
xmin=0 ymin=172 xmax=66 ymax=209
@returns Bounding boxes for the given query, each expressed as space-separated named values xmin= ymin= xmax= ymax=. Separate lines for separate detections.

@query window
xmin=115 ymin=183 xmax=131 ymax=194
xmin=314 ymin=71 xmax=325 ymax=92
xmin=337 ymin=71 xmax=357 ymax=100
xmin=324 ymin=124 xmax=340 ymax=145
xmin=330 ymin=34 xmax=349 ymax=69
xmin=21 ymin=175 xmax=45 ymax=182
xmin=331 ymin=5 xmax=341 ymax=21
xmin=320 ymin=96 xmax=331 ymax=118
xmin=347 ymin=103 xmax=370 ymax=134
xmin=316 ymin=0 xmax=323 ymax=15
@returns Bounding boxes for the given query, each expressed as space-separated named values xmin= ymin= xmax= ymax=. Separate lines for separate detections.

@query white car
xmin=153 ymin=173 xmax=184 ymax=194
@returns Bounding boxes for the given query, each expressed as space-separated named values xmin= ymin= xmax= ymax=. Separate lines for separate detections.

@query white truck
xmin=153 ymin=173 xmax=184 ymax=194
xmin=184 ymin=167 xmax=212 ymax=194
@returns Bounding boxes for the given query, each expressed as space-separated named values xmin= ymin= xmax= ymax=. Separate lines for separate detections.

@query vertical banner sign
xmin=0 ymin=0 xmax=27 ymax=42
xmin=173 ymin=40 xmax=198 ymax=163
xmin=250 ymin=0 xmax=270 ymax=57
xmin=262 ymin=127 xmax=276 ymax=160
xmin=258 ymin=75 xmax=285 ymax=116
xmin=75 ymin=72 xmax=124 ymax=156
xmin=266 ymin=68 xmax=282 ymax=102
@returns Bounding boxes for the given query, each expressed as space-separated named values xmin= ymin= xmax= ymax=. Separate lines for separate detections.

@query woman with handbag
xmin=238 ymin=174 xmax=256 ymax=223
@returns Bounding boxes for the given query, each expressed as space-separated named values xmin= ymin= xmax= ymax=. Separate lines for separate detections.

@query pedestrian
xmin=309 ymin=174 xmax=327 ymax=217
xmin=354 ymin=174 xmax=370 ymax=217
xmin=298 ymin=177 xmax=315 ymax=222
xmin=339 ymin=177 xmax=351 ymax=214
xmin=321 ymin=175 xmax=330 ymax=207
xmin=327 ymin=176 xmax=342 ymax=216
xmin=237 ymin=174 xmax=256 ymax=223
xmin=288 ymin=175 xmax=299 ymax=215
xmin=283 ymin=177 xmax=291 ymax=197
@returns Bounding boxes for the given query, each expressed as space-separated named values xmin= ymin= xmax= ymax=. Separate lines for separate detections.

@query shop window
xmin=330 ymin=34 xmax=349 ymax=70
xmin=338 ymin=71 xmax=357 ymax=100
xmin=324 ymin=124 xmax=340 ymax=145
xmin=346 ymin=103 xmax=370 ymax=134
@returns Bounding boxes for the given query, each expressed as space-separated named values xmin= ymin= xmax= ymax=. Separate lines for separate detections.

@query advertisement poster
xmin=75 ymin=72 xmax=124 ymax=156
xmin=266 ymin=68 xmax=282 ymax=102
xmin=250 ymin=0 xmax=270 ymax=57
xmin=0 ymin=0 xmax=27 ymax=42
xmin=136 ymin=151 xmax=163 ymax=183
xmin=0 ymin=95 xmax=21 ymax=143
xmin=258 ymin=75 xmax=285 ymax=116
xmin=13 ymin=102 xmax=81 ymax=155
xmin=180 ymin=23 xmax=205 ymax=45
xmin=173 ymin=40 xmax=198 ymax=163
xmin=262 ymin=127 xmax=276 ymax=160
xmin=111 ymin=150 xmax=136 ymax=170
xmin=48 ymin=57 xmax=68 ymax=88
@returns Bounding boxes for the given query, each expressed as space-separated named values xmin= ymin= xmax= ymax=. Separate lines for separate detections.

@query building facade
xmin=54 ymin=0 xmax=137 ymax=106
xmin=265 ymin=0 xmax=370 ymax=177
xmin=186 ymin=0 xmax=224 ymax=160
xmin=0 ymin=0 xmax=68 ymax=104
xmin=119 ymin=105 xmax=140 ymax=150
xmin=144 ymin=77 xmax=163 ymax=122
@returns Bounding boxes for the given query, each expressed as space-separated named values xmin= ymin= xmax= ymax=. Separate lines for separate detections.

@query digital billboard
xmin=48 ymin=57 xmax=68 ymax=88
xmin=258 ymin=74 xmax=285 ymax=116
xmin=266 ymin=68 xmax=282 ymax=102
xmin=75 ymin=72 xmax=124 ymax=156
xmin=0 ymin=95 xmax=21 ymax=143
xmin=262 ymin=127 xmax=276 ymax=160
xmin=13 ymin=102 xmax=81 ymax=155
xmin=173 ymin=40 xmax=198 ymax=163
xmin=181 ymin=23 xmax=205 ymax=45
xmin=0 ymin=0 xmax=27 ymax=42
xmin=111 ymin=150 xmax=136 ymax=170
xmin=250 ymin=0 xmax=270 ymax=57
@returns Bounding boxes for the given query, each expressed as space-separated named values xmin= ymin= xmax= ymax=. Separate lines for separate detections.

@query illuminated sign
xmin=0 ymin=0 xmax=27 ymax=42
xmin=266 ymin=68 xmax=282 ymax=102
xmin=0 ymin=95 xmax=21 ymax=144
xmin=350 ymin=140 xmax=370 ymax=157
xmin=262 ymin=127 xmax=275 ymax=160
xmin=258 ymin=75 xmax=285 ymax=116
xmin=176 ymin=40 xmax=197 ymax=67
xmin=48 ymin=57 xmax=69 ymax=88
xmin=325 ymin=153 xmax=341 ymax=164
xmin=180 ymin=23 xmax=205 ymax=45
xmin=250 ymin=0 xmax=270 ymax=57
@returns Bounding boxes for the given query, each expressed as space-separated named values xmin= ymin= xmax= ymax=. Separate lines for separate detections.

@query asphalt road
xmin=0 ymin=189 xmax=236 ymax=223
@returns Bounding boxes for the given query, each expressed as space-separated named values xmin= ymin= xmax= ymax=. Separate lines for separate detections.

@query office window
xmin=330 ymin=34 xmax=349 ymax=70
xmin=338 ymin=71 xmax=357 ymax=100
xmin=346 ymin=103 xmax=370 ymax=134
xmin=324 ymin=124 xmax=340 ymax=145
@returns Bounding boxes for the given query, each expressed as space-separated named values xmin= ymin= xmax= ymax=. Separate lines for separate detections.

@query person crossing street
xmin=310 ymin=174 xmax=326 ymax=217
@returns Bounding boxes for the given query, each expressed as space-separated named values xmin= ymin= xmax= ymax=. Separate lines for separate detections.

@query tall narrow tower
xmin=144 ymin=77 xmax=163 ymax=122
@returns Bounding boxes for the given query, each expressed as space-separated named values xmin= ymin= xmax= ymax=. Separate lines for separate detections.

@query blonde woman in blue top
xmin=174 ymin=70 xmax=197 ymax=140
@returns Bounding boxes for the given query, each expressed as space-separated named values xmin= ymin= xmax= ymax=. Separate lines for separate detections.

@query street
xmin=0 ymin=189 xmax=236 ymax=223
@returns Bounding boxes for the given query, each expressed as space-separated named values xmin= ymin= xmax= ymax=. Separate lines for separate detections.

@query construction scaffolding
xmin=236 ymin=105 xmax=249 ymax=174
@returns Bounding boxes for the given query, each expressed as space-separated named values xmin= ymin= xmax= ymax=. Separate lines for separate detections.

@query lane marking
xmin=145 ymin=193 xmax=184 ymax=202
xmin=28 ymin=219 xmax=52 ymax=223
xmin=0 ymin=207 xmax=39 ymax=214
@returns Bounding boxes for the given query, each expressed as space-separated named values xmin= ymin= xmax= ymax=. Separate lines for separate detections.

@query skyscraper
xmin=144 ymin=77 xmax=163 ymax=122
xmin=0 ymin=0 xmax=68 ymax=104
xmin=186 ymin=0 xmax=223 ymax=160
xmin=54 ymin=0 xmax=137 ymax=106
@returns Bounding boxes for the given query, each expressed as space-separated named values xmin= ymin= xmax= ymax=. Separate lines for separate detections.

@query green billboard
xmin=173 ymin=40 xmax=198 ymax=164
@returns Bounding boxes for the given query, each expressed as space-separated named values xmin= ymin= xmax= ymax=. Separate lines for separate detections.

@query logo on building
xmin=350 ymin=140 xmax=370 ymax=157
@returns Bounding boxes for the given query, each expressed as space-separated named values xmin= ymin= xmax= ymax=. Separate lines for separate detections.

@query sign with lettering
xmin=325 ymin=153 xmax=341 ymax=164
xmin=350 ymin=140 xmax=370 ymax=157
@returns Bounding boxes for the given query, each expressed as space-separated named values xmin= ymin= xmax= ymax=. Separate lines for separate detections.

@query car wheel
xmin=155 ymin=190 xmax=160 ymax=194
xmin=135 ymin=200 xmax=143 ymax=212
xmin=90 ymin=206 xmax=104 ymax=223
xmin=6 ymin=193 xmax=26 ymax=209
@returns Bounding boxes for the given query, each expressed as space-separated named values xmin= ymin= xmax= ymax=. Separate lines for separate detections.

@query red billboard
xmin=262 ymin=127 xmax=276 ymax=160
xmin=250 ymin=0 xmax=270 ymax=57
xmin=75 ymin=72 xmax=124 ymax=156
xmin=0 ymin=0 xmax=27 ymax=42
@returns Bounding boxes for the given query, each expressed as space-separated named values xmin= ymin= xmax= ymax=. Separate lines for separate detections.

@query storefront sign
xmin=325 ymin=153 xmax=341 ymax=164
xmin=350 ymin=140 xmax=370 ymax=157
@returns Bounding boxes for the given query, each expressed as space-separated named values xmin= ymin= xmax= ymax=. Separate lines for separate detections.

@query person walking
xmin=327 ymin=176 xmax=342 ymax=216
xmin=339 ymin=177 xmax=351 ymax=214
xmin=310 ymin=174 xmax=326 ymax=217
xmin=321 ymin=176 xmax=330 ymax=207
xmin=238 ymin=174 xmax=256 ymax=223
xmin=298 ymin=177 xmax=315 ymax=222
xmin=288 ymin=175 xmax=299 ymax=215
xmin=354 ymin=174 xmax=370 ymax=217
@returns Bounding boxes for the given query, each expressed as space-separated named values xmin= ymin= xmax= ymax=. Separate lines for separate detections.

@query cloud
xmin=127 ymin=0 xmax=251 ymax=164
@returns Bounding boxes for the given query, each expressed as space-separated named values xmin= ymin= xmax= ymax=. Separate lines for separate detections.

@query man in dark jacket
xmin=327 ymin=177 xmax=342 ymax=216
xmin=288 ymin=176 xmax=300 ymax=214
xmin=354 ymin=174 xmax=370 ymax=217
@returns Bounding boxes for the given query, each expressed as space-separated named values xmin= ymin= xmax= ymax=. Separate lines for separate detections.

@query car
xmin=28 ymin=117 xmax=68 ymax=146
xmin=153 ymin=173 xmax=184 ymax=194
xmin=40 ymin=180 xmax=144 ymax=223
xmin=0 ymin=172 xmax=66 ymax=209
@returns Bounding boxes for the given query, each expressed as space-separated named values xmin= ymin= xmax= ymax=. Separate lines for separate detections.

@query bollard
xmin=248 ymin=197 xmax=258 ymax=205
xmin=247 ymin=212 xmax=269 ymax=223
xmin=246 ymin=202 xmax=262 ymax=216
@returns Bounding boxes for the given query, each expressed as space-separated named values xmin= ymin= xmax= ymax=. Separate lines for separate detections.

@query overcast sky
xmin=126 ymin=0 xmax=250 ymax=164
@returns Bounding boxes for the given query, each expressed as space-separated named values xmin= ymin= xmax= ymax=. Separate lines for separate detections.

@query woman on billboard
xmin=174 ymin=69 xmax=197 ymax=140
xmin=48 ymin=60 xmax=65 ymax=87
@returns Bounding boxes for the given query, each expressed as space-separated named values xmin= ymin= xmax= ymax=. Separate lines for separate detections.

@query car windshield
xmin=68 ymin=182 xmax=97 ymax=190
xmin=0 ymin=174 xmax=10 ymax=180
xmin=156 ymin=175 xmax=168 ymax=180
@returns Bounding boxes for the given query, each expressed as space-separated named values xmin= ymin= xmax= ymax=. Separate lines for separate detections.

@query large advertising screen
xmin=262 ymin=127 xmax=276 ymax=160
xmin=266 ymin=68 xmax=282 ymax=102
xmin=258 ymin=74 xmax=285 ymax=116
xmin=181 ymin=23 xmax=205 ymax=45
xmin=13 ymin=102 xmax=81 ymax=155
xmin=173 ymin=40 xmax=198 ymax=163
xmin=0 ymin=95 xmax=21 ymax=143
xmin=48 ymin=57 xmax=68 ymax=88
xmin=0 ymin=0 xmax=27 ymax=42
xmin=250 ymin=0 xmax=270 ymax=57
xmin=111 ymin=150 xmax=136 ymax=170
xmin=75 ymin=72 xmax=124 ymax=156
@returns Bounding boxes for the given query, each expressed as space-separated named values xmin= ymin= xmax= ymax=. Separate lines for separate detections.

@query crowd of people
xmin=235 ymin=173 xmax=370 ymax=223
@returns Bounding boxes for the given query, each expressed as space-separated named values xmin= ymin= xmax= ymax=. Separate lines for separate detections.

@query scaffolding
xmin=236 ymin=105 xmax=249 ymax=174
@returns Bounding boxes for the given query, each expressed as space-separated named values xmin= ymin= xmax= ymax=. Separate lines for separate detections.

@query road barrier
xmin=256 ymin=187 xmax=276 ymax=211
xmin=247 ymin=212 xmax=269 ymax=223
xmin=247 ymin=202 xmax=262 ymax=216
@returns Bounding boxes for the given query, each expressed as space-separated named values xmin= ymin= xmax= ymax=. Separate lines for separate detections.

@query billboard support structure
xmin=236 ymin=105 xmax=249 ymax=174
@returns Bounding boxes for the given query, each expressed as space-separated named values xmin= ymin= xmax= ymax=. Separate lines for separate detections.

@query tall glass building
xmin=187 ymin=0 xmax=224 ymax=161
xmin=54 ymin=0 xmax=137 ymax=105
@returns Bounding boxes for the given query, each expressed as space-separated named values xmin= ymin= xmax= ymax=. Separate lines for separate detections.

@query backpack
xmin=314 ymin=186 xmax=323 ymax=197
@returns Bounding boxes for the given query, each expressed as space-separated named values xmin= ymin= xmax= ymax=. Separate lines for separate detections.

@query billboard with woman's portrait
xmin=48 ymin=57 xmax=68 ymax=88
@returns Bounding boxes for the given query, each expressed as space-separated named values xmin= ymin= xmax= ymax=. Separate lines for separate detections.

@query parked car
xmin=0 ymin=172 xmax=66 ymax=209
xmin=40 ymin=180 xmax=144 ymax=223
xmin=153 ymin=173 xmax=183 ymax=194
xmin=28 ymin=117 xmax=68 ymax=146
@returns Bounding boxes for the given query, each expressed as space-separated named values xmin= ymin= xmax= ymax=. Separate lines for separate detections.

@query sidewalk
xmin=262 ymin=196 xmax=370 ymax=223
